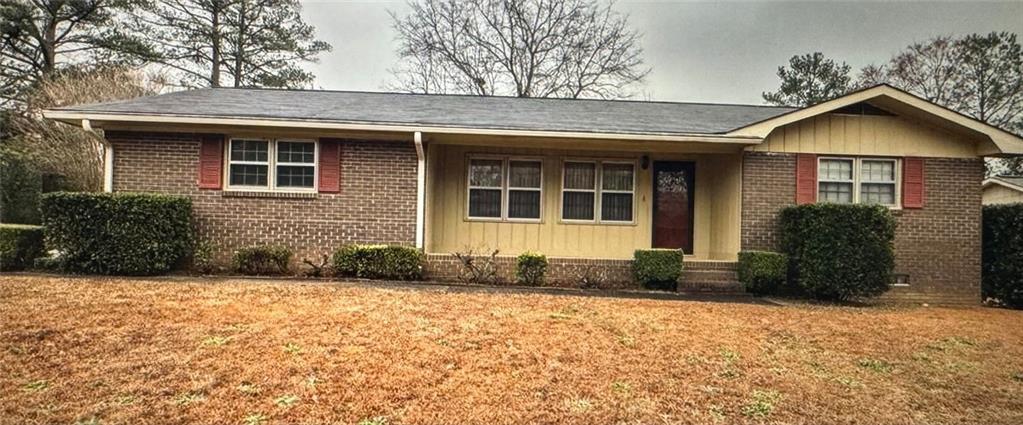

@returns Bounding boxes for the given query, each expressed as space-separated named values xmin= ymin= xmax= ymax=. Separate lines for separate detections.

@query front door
xmin=652 ymin=161 xmax=695 ymax=253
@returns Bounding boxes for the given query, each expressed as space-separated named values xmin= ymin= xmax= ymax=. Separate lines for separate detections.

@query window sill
xmin=222 ymin=190 xmax=318 ymax=199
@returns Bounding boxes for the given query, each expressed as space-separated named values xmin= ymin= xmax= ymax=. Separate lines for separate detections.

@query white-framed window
xmin=227 ymin=138 xmax=317 ymax=191
xmin=818 ymin=157 xmax=900 ymax=206
xmin=467 ymin=157 xmax=542 ymax=221
xmin=561 ymin=159 xmax=636 ymax=223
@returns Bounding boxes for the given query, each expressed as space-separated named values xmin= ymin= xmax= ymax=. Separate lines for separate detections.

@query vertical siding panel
xmin=815 ymin=115 xmax=830 ymax=153
xmin=799 ymin=120 xmax=814 ymax=152
xmin=831 ymin=115 xmax=846 ymax=154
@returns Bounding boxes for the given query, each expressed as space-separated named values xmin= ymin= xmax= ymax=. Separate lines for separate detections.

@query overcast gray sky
xmin=300 ymin=1 xmax=1023 ymax=105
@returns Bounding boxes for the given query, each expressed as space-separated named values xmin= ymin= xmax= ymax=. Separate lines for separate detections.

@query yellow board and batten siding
xmin=425 ymin=143 xmax=742 ymax=261
xmin=751 ymin=113 xmax=979 ymax=158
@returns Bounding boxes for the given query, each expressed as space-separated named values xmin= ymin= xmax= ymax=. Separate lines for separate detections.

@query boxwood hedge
xmin=982 ymin=203 xmax=1023 ymax=307
xmin=40 ymin=192 xmax=192 ymax=275
xmin=633 ymin=249 xmax=684 ymax=290
xmin=737 ymin=251 xmax=788 ymax=295
xmin=0 ymin=224 xmax=44 ymax=271
xmin=333 ymin=244 xmax=423 ymax=280
xmin=780 ymin=203 xmax=895 ymax=301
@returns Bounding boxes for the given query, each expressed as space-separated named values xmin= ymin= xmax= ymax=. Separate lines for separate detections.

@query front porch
xmin=422 ymin=135 xmax=747 ymax=262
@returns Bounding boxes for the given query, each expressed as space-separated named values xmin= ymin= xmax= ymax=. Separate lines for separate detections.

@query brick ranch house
xmin=44 ymin=84 xmax=1023 ymax=303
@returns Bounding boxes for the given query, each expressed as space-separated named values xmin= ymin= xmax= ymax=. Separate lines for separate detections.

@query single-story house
xmin=982 ymin=175 xmax=1023 ymax=205
xmin=43 ymin=84 xmax=1023 ymax=303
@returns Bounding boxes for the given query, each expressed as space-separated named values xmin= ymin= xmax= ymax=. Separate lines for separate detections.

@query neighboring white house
xmin=982 ymin=176 xmax=1023 ymax=205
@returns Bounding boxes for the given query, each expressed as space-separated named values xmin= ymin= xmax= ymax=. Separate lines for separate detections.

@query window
xmin=467 ymin=157 xmax=542 ymax=220
xmin=228 ymin=138 xmax=317 ymax=191
xmin=562 ymin=162 xmax=596 ymax=221
xmin=601 ymin=162 xmax=635 ymax=222
xmin=561 ymin=160 xmax=635 ymax=223
xmin=817 ymin=157 xmax=899 ymax=206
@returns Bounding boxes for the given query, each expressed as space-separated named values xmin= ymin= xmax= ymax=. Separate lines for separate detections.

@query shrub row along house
xmin=43 ymin=84 xmax=1023 ymax=303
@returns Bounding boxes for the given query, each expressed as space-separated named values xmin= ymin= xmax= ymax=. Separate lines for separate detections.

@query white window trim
xmin=225 ymin=138 xmax=319 ymax=193
xmin=465 ymin=155 xmax=543 ymax=222
xmin=817 ymin=156 xmax=901 ymax=208
xmin=560 ymin=158 xmax=638 ymax=225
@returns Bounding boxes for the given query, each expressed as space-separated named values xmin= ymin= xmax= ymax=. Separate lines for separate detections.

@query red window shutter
xmin=198 ymin=134 xmax=224 ymax=189
xmin=795 ymin=154 xmax=818 ymax=204
xmin=318 ymin=138 xmax=341 ymax=193
xmin=903 ymin=157 xmax=925 ymax=209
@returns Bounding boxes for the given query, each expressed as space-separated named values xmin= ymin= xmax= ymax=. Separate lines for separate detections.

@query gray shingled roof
xmin=56 ymin=88 xmax=795 ymax=136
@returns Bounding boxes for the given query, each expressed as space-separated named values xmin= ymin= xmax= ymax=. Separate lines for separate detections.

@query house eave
xmin=42 ymin=110 xmax=764 ymax=145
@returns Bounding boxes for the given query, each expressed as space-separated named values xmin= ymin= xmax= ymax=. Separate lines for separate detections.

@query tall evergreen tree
xmin=0 ymin=0 xmax=150 ymax=106
xmin=762 ymin=52 xmax=852 ymax=107
xmin=136 ymin=0 xmax=331 ymax=88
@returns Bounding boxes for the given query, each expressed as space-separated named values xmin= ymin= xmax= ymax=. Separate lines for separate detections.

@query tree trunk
xmin=42 ymin=15 xmax=57 ymax=75
xmin=210 ymin=9 xmax=222 ymax=87
xmin=234 ymin=0 xmax=246 ymax=87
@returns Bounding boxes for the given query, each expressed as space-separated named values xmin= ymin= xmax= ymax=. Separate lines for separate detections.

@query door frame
xmin=651 ymin=160 xmax=696 ymax=254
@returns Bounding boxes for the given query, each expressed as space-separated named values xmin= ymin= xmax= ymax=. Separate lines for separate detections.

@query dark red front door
xmin=652 ymin=161 xmax=695 ymax=253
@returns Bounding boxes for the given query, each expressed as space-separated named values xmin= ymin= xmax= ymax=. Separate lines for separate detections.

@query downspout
xmin=414 ymin=131 xmax=425 ymax=249
xmin=83 ymin=119 xmax=113 ymax=193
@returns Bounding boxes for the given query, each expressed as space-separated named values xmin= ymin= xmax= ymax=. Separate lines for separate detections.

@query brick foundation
xmin=108 ymin=131 xmax=417 ymax=263
xmin=741 ymin=152 xmax=983 ymax=304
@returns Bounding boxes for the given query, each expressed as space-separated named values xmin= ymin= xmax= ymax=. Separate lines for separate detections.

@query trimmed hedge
xmin=737 ymin=251 xmax=787 ymax=295
xmin=780 ymin=203 xmax=895 ymax=301
xmin=516 ymin=251 xmax=548 ymax=285
xmin=234 ymin=245 xmax=292 ymax=275
xmin=982 ymin=203 xmax=1023 ymax=307
xmin=633 ymin=249 xmax=684 ymax=290
xmin=333 ymin=244 xmax=423 ymax=280
xmin=0 ymin=224 xmax=44 ymax=271
xmin=40 ymin=192 xmax=192 ymax=275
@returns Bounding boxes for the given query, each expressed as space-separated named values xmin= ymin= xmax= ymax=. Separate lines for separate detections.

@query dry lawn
xmin=1 ymin=276 xmax=1022 ymax=425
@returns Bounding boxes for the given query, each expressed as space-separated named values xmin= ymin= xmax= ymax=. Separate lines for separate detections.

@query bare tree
xmin=856 ymin=36 xmax=965 ymax=108
xmin=388 ymin=0 xmax=649 ymax=99
xmin=5 ymin=67 xmax=167 ymax=190
xmin=859 ymin=33 xmax=1023 ymax=175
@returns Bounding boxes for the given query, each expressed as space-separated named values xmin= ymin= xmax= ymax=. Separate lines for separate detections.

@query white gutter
xmin=42 ymin=110 xmax=764 ymax=145
xmin=81 ymin=119 xmax=114 ymax=193
xmin=103 ymin=145 xmax=113 ymax=193
xmin=413 ymin=132 xmax=426 ymax=250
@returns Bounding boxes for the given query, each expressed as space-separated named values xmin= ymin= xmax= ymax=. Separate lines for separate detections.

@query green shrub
xmin=0 ymin=153 xmax=42 ymax=225
xmin=982 ymin=204 xmax=1023 ymax=308
xmin=633 ymin=249 xmax=684 ymax=290
xmin=780 ymin=203 xmax=895 ymax=301
xmin=516 ymin=251 xmax=548 ymax=285
xmin=233 ymin=246 xmax=292 ymax=275
xmin=737 ymin=251 xmax=788 ymax=295
xmin=0 ymin=224 xmax=44 ymax=271
xmin=40 ymin=192 xmax=193 ymax=275
xmin=192 ymin=240 xmax=219 ymax=275
xmin=333 ymin=244 xmax=423 ymax=280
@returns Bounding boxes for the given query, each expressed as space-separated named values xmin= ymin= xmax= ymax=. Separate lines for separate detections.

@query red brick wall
xmin=740 ymin=151 xmax=984 ymax=304
xmin=107 ymin=131 xmax=417 ymax=263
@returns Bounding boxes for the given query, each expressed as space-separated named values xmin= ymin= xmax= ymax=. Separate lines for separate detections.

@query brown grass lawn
xmin=1 ymin=276 xmax=1022 ymax=425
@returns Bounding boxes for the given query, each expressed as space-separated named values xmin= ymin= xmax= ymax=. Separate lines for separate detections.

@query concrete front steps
xmin=679 ymin=261 xmax=743 ymax=293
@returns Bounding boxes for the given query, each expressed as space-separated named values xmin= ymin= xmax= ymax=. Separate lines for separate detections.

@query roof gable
xmin=727 ymin=84 xmax=1023 ymax=156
